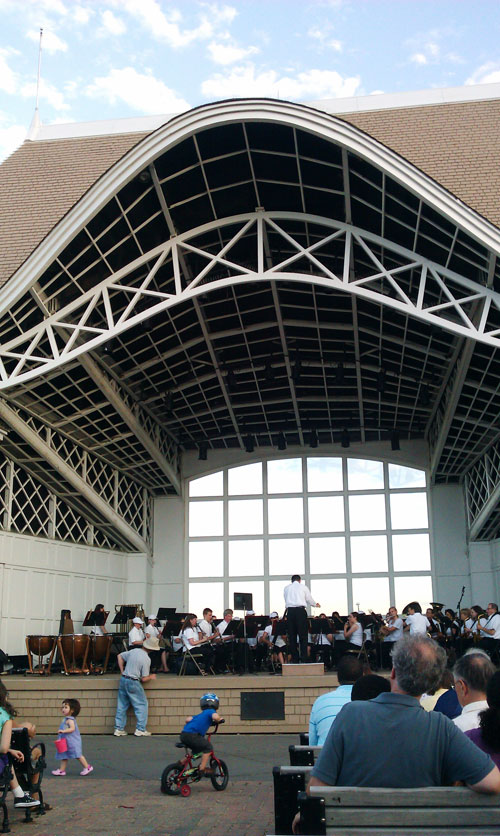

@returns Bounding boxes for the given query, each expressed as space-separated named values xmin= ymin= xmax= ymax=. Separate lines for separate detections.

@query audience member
xmin=453 ymin=649 xmax=495 ymax=732
xmin=308 ymin=655 xmax=363 ymax=745
xmin=421 ymin=669 xmax=455 ymax=711
xmin=433 ymin=683 xmax=462 ymax=720
xmin=305 ymin=636 xmax=500 ymax=794
xmin=466 ymin=670 xmax=500 ymax=768
xmin=351 ymin=674 xmax=390 ymax=701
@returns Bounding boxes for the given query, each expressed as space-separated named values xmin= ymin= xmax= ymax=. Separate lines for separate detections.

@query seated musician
xmin=145 ymin=615 xmax=168 ymax=673
xmin=380 ymin=606 xmax=404 ymax=669
xmin=460 ymin=607 xmax=475 ymax=651
xmin=214 ymin=609 xmax=237 ymax=672
xmin=128 ymin=617 xmax=145 ymax=649
xmin=310 ymin=614 xmax=333 ymax=668
xmin=198 ymin=608 xmax=215 ymax=640
xmin=92 ymin=604 xmax=108 ymax=636
xmin=425 ymin=608 xmax=446 ymax=646
xmin=331 ymin=611 xmax=346 ymax=666
xmin=260 ymin=612 xmax=286 ymax=671
xmin=180 ymin=614 xmax=214 ymax=672
xmin=445 ymin=608 xmax=459 ymax=645
xmin=343 ymin=612 xmax=363 ymax=651
xmin=477 ymin=603 xmax=500 ymax=660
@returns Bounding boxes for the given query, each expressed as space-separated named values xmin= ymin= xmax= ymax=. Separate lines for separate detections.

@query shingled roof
xmin=0 ymin=93 xmax=499 ymax=288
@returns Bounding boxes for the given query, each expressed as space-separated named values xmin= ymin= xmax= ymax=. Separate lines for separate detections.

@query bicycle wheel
xmin=160 ymin=762 xmax=182 ymax=795
xmin=210 ymin=757 xmax=229 ymax=791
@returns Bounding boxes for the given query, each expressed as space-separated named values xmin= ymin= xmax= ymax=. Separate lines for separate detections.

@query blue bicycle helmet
xmin=200 ymin=692 xmax=219 ymax=710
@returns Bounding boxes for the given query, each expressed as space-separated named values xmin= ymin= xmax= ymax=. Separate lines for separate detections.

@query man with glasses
xmin=453 ymin=649 xmax=495 ymax=732
xmin=477 ymin=603 xmax=500 ymax=661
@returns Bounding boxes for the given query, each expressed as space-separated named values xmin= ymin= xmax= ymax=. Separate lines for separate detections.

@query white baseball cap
xmin=269 ymin=611 xmax=279 ymax=618
xmin=148 ymin=614 xmax=157 ymax=620
xmin=132 ymin=616 xmax=143 ymax=624
xmin=247 ymin=610 xmax=255 ymax=616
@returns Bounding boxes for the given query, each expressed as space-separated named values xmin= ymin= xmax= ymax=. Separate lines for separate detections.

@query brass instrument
xmin=474 ymin=613 xmax=486 ymax=644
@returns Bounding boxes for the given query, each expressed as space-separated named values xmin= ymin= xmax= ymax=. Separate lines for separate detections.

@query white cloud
xmin=100 ymin=9 xmax=126 ymax=36
xmin=0 ymin=49 xmax=18 ymax=95
xmin=20 ymin=78 xmax=70 ymax=111
xmin=0 ymin=119 xmax=26 ymax=163
xmin=73 ymin=5 xmax=92 ymax=24
xmin=308 ymin=26 xmax=342 ymax=52
xmin=86 ymin=67 xmax=190 ymax=114
xmin=201 ymin=65 xmax=360 ymax=101
xmin=201 ymin=3 xmax=237 ymax=25
xmin=27 ymin=28 xmax=68 ymax=54
xmin=410 ymin=52 xmax=427 ymax=65
xmin=115 ymin=0 xmax=214 ymax=47
xmin=207 ymin=41 xmax=259 ymax=65
xmin=466 ymin=61 xmax=500 ymax=85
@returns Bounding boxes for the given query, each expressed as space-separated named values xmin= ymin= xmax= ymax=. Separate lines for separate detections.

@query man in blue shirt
xmin=309 ymin=655 xmax=363 ymax=745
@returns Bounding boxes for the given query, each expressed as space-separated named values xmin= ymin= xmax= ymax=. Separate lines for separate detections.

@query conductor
xmin=284 ymin=574 xmax=320 ymax=664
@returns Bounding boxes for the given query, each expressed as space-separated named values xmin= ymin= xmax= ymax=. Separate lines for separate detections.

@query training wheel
xmin=181 ymin=784 xmax=191 ymax=797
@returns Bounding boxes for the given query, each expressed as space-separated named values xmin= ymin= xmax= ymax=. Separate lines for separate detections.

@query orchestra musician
xmin=180 ymin=613 xmax=214 ymax=672
xmin=128 ymin=616 xmax=145 ymax=648
xmin=403 ymin=602 xmax=429 ymax=636
xmin=145 ymin=615 xmax=169 ymax=673
xmin=477 ymin=603 xmax=500 ymax=660
xmin=259 ymin=612 xmax=286 ymax=671
xmin=214 ymin=608 xmax=238 ymax=672
xmin=425 ymin=608 xmax=446 ymax=646
xmin=91 ymin=604 xmax=108 ymax=636
xmin=343 ymin=612 xmax=363 ymax=651
xmin=198 ymin=608 xmax=215 ymax=640
xmin=379 ymin=607 xmax=404 ymax=669
xmin=331 ymin=611 xmax=346 ymax=666
xmin=310 ymin=614 xmax=333 ymax=669
xmin=469 ymin=605 xmax=487 ymax=644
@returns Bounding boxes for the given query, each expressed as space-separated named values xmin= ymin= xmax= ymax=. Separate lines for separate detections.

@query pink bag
xmin=54 ymin=737 xmax=68 ymax=754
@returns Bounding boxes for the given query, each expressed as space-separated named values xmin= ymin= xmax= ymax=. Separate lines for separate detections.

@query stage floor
xmin=7 ymin=670 xmax=340 ymax=734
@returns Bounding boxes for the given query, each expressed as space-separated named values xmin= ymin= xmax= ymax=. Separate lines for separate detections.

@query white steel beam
xmin=2 ymin=212 xmax=500 ymax=388
xmin=0 ymin=399 xmax=149 ymax=553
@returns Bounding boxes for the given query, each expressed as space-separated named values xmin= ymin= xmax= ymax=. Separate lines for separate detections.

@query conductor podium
xmin=282 ymin=662 xmax=324 ymax=676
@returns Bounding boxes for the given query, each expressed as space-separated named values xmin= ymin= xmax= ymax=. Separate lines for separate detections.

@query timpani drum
xmin=88 ymin=634 xmax=112 ymax=673
xmin=25 ymin=635 xmax=57 ymax=675
xmin=57 ymin=633 xmax=90 ymax=674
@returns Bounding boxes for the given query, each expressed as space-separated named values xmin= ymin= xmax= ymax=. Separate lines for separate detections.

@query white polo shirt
xmin=383 ymin=617 xmax=404 ymax=643
xmin=128 ymin=626 xmax=145 ymax=645
xmin=484 ymin=612 xmax=500 ymax=640
xmin=284 ymin=580 xmax=316 ymax=608
xmin=453 ymin=700 xmax=488 ymax=732
xmin=405 ymin=612 xmax=429 ymax=636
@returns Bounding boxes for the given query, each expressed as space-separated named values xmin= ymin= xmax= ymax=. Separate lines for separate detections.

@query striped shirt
xmin=309 ymin=685 xmax=353 ymax=745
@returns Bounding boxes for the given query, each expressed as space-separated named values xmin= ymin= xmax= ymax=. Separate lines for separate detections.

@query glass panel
xmin=189 ymin=500 xmax=223 ymax=536
xmin=269 ymin=539 xmax=305 ymax=575
xmin=310 ymin=578 xmax=348 ymax=616
xmin=228 ymin=462 xmax=263 ymax=495
xmin=307 ymin=457 xmax=343 ymax=492
xmin=389 ymin=464 xmax=426 ymax=489
xmin=268 ymin=498 xmax=304 ymax=534
xmin=189 ymin=471 xmax=223 ymax=497
xmin=308 ymin=496 xmax=345 ymax=532
xmin=390 ymin=493 xmax=428 ymax=529
xmin=392 ymin=533 xmax=431 ymax=572
xmin=310 ymin=537 xmax=346 ymax=574
xmin=229 ymin=581 xmax=265 ymax=615
xmin=349 ymin=495 xmax=386 ymax=531
xmin=352 ymin=576 xmax=390 ymax=615
xmin=228 ymin=499 xmax=263 ymax=535
xmin=269 ymin=579 xmax=289 ymax=615
xmin=267 ymin=458 xmax=302 ymax=493
xmin=228 ymin=540 xmax=264 ymax=575
xmin=394 ymin=576 xmax=433 ymax=613
xmin=351 ymin=535 xmax=388 ymax=573
xmin=189 ymin=581 xmax=224 ymax=617
xmin=348 ymin=459 xmax=384 ymax=490
xmin=189 ymin=541 xmax=223 ymax=577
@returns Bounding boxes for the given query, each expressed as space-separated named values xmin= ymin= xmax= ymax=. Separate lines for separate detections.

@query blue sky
xmin=1 ymin=0 xmax=499 ymax=161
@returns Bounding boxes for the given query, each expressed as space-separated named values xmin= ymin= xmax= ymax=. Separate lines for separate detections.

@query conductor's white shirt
xmin=284 ymin=580 xmax=316 ymax=608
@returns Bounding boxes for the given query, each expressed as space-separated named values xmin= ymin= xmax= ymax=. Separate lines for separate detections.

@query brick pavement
xmin=8 ymin=734 xmax=295 ymax=836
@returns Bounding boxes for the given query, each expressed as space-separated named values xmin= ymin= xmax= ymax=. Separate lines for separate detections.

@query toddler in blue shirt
xmin=180 ymin=693 xmax=222 ymax=775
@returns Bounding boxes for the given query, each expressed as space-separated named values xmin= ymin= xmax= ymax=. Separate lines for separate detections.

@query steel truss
xmin=0 ymin=399 xmax=152 ymax=553
xmin=466 ymin=444 xmax=500 ymax=541
xmin=1 ymin=211 xmax=500 ymax=389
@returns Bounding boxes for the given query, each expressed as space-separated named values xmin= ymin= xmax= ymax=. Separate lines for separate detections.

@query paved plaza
xmin=10 ymin=733 xmax=295 ymax=836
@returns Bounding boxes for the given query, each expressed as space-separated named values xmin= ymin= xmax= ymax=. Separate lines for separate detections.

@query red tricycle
xmin=161 ymin=720 xmax=228 ymax=797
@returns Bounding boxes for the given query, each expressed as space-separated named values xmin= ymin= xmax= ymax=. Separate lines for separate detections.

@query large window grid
xmin=187 ymin=456 xmax=432 ymax=616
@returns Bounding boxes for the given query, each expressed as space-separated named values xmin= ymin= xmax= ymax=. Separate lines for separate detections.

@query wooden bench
xmin=289 ymin=745 xmax=322 ymax=766
xmin=293 ymin=785 xmax=500 ymax=835
xmin=273 ymin=766 xmax=313 ymax=835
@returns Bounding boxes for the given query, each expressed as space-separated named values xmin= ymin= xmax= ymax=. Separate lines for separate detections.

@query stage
xmin=7 ymin=669 xmax=339 ymax=734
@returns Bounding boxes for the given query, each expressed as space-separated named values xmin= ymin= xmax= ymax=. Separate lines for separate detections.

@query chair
xmin=0 ymin=759 xmax=10 ymax=833
xmin=178 ymin=648 xmax=207 ymax=676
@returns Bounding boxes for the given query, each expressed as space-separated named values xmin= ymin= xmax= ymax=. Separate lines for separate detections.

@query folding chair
xmin=178 ymin=648 xmax=207 ymax=676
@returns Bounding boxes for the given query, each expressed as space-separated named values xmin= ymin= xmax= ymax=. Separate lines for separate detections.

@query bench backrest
xmin=273 ymin=766 xmax=313 ymax=835
xmin=298 ymin=786 xmax=500 ymax=834
xmin=289 ymin=744 xmax=322 ymax=766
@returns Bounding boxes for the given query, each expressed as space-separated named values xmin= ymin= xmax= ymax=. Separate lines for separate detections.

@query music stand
xmin=234 ymin=593 xmax=253 ymax=673
xmin=156 ymin=608 xmax=176 ymax=622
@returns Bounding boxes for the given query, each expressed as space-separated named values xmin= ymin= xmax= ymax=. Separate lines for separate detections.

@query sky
xmin=0 ymin=0 xmax=500 ymax=162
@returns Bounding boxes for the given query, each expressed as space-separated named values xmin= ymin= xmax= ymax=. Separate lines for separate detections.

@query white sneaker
xmin=114 ymin=729 xmax=127 ymax=737
xmin=134 ymin=729 xmax=151 ymax=736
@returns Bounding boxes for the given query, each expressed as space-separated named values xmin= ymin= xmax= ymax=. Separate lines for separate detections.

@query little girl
xmin=0 ymin=682 xmax=40 ymax=808
xmin=52 ymin=699 xmax=93 ymax=776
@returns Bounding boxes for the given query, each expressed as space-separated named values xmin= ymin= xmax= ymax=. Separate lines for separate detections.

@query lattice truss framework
xmin=0 ymin=448 xmax=139 ymax=551
xmin=465 ymin=444 xmax=500 ymax=541
xmin=0 ymin=401 xmax=153 ymax=552
xmin=3 ymin=115 xmax=500 ymax=539
xmin=1 ymin=212 xmax=500 ymax=384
